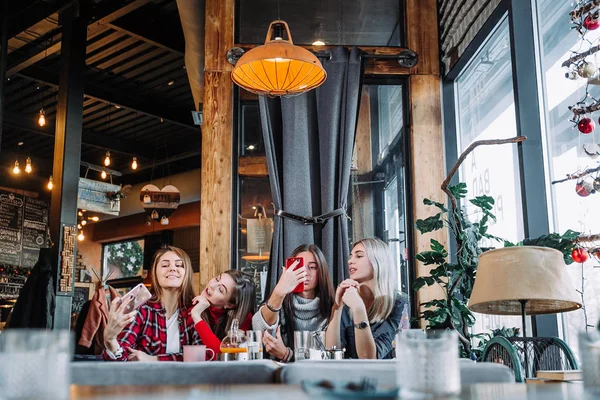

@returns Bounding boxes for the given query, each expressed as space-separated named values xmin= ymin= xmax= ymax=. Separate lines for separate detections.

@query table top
xmin=70 ymin=383 xmax=592 ymax=400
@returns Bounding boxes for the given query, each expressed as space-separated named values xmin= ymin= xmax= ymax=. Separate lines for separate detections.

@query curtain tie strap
xmin=274 ymin=207 xmax=347 ymax=225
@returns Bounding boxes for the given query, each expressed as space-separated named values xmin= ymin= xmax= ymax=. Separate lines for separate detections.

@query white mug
xmin=183 ymin=345 xmax=215 ymax=362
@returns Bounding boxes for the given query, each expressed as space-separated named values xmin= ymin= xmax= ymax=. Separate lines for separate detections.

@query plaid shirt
xmin=102 ymin=301 xmax=200 ymax=361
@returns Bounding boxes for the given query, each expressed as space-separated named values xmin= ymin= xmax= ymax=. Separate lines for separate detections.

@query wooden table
xmin=71 ymin=383 xmax=589 ymax=399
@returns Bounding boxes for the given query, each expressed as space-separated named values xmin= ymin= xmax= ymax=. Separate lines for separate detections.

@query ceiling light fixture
xmin=131 ymin=157 xmax=138 ymax=170
xmin=47 ymin=175 xmax=53 ymax=190
xmin=247 ymin=145 xmax=255 ymax=150
xmin=12 ymin=160 xmax=20 ymax=175
xmin=167 ymin=80 xmax=175 ymax=86
xmin=89 ymin=216 xmax=99 ymax=222
xmin=104 ymin=151 xmax=111 ymax=167
xmin=77 ymin=231 xmax=85 ymax=241
xmin=101 ymin=170 xmax=107 ymax=180
xmin=25 ymin=157 xmax=32 ymax=173
xmin=312 ymin=40 xmax=325 ymax=46
xmin=231 ymin=20 xmax=327 ymax=96
xmin=38 ymin=109 xmax=46 ymax=127
xmin=81 ymin=220 xmax=87 ymax=226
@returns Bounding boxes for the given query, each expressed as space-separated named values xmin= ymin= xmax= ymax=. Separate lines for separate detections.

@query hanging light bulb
xmin=77 ymin=231 xmax=85 ymax=241
xmin=131 ymin=157 xmax=138 ymax=170
xmin=101 ymin=170 xmax=107 ymax=180
xmin=104 ymin=151 xmax=111 ymax=167
xmin=81 ymin=220 xmax=87 ymax=226
xmin=78 ymin=210 xmax=83 ymax=217
xmin=38 ymin=109 xmax=46 ymax=127
xmin=151 ymin=210 xmax=159 ymax=219
xmin=89 ymin=216 xmax=99 ymax=222
xmin=143 ymin=191 xmax=151 ymax=204
xmin=25 ymin=157 xmax=32 ymax=173
xmin=160 ymin=215 xmax=169 ymax=225
xmin=13 ymin=160 xmax=20 ymax=175
xmin=77 ymin=224 xmax=82 ymax=230
xmin=47 ymin=175 xmax=53 ymax=190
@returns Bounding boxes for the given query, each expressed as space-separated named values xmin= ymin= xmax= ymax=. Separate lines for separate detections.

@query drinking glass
xmin=579 ymin=331 xmax=600 ymax=393
xmin=308 ymin=331 xmax=328 ymax=360
xmin=246 ymin=330 xmax=263 ymax=360
xmin=0 ymin=329 xmax=72 ymax=399
xmin=396 ymin=329 xmax=461 ymax=398
xmin=294 ymin=331 xmax=310 ymax=361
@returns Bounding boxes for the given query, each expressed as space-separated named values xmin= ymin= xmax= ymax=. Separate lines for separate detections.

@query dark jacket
xmin=340 ymin=294 xmax=406 ymax=359
xmin=6 ymin=248 xmax=55 ymax=329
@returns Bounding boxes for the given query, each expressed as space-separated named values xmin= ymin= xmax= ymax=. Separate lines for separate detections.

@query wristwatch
xmin=353 ymin=320 xmax=369 ymax=330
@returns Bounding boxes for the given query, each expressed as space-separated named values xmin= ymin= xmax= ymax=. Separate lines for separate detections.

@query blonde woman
xmin=325 ymin=238 xmax=405 ymax=359
xmin=103 ymin=246 xmax=200 ymax=361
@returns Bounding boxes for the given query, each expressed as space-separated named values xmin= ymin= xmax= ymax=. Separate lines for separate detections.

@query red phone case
xmin=120 ymin=283 xmax=152 ymax=313
xmin=286 ymin=257 xmax=305 ymax=293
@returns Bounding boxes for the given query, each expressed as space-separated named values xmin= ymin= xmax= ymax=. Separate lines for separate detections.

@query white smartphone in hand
xmin=119 ymin=283 xmax=152 ymax=313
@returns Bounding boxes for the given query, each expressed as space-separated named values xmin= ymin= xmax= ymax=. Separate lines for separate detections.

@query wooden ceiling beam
xmin=17 ymin=65 xmax=195 ymax=129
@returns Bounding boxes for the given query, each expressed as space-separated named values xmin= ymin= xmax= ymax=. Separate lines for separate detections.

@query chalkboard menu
xmin=0 ymin=190 xmax=48 ymax=268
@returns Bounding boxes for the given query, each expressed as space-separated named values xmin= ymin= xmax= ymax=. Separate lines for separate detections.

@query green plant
xmin=414 ymin=183 xmax=580 ymax=358
xmin=471 ymin=327 xmax=520 ymax=361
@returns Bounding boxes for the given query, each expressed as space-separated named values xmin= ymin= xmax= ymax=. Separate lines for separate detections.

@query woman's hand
xmin=263 ymin=326 xmax=288 ymax=360
xmin=273 ymin=261 xmax=307 ymax=296
xmin=104 ymin=296 xmax=138 ymax=343
xmin=126 ymin=347 xmax=158 ymax=362
xmin=334 ymin=279 xmax=360 ymax=308
xmin=342 ymin=286 xmax=366 ymax=313
xmin=191 ymin=295 xmax=211 ymax=323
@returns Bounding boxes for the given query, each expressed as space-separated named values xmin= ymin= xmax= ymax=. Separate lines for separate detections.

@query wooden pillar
xmin=0 ymin=1 xmax=8 ymax=154
xmin=200 ymin=0 xmax=234 ymax=288
xmin=49 ymin=3 xmax=87 ymax=329
xmin=406 ymin=0 xmax=447 ymax=326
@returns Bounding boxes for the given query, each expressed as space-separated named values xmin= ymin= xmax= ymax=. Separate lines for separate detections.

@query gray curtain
xmin=258 ymin=47 xmax=365 ymax=291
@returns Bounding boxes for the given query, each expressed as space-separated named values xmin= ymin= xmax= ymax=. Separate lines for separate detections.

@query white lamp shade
xmin=468 ymin=246 xmax=581 ymax=315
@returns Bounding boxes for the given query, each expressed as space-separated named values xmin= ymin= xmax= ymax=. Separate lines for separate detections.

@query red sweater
xmin=194 ymin=307 xmax=253 ymax=357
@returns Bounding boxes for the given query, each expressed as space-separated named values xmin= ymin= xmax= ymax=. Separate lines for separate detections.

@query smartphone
xmin=286 ymin=257 xmax=305 ymax=293
xmin=119 ymin=283 xmax=152 ymax=313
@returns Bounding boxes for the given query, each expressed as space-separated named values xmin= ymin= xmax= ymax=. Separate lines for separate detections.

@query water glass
xmin=246 ymin=330 xmax=263 ymax=360
xmin=396 ymin=329 xmax=461 ymax=398
xmin=579 ymin=331 xmax=600 ymax=393
xmin=294 ymin=331 xmax=310 ymax=361
xmin=308 ymin=331 xmax=328 ymax=360
xmin=0 ymin=329 xmax=72 ymax=399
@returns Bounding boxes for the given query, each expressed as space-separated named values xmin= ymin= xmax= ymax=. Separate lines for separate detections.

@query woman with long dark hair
xmin=252 ymin=244 xmax=335 ymax=362
xmin=191 ymin=270 xmax=256 ymax=355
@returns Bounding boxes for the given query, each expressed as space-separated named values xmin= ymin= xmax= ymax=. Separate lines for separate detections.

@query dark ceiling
xmin=1 ymin=0 xmax=200 ymax=194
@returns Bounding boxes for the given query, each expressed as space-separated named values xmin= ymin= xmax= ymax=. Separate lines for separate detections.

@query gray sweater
xmin=252 ymin=294 xmax=328 ymax=346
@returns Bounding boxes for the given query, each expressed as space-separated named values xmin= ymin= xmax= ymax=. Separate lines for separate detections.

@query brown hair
xmin=203 ymin=270 xmax=256 ymax=339
xmin=149 ymin=246 xmax=195 ymax=308
xmin=282 ymin=244 xmax=335 ymax=346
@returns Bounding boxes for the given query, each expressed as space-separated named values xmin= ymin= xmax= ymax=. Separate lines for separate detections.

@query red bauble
xmin=578 ymin=117 xmax=595 ymax=134
xmin=576 ymin=182 xmax=591 ymax=196
xmin=572 ymin=248 xmax=589 ymax=263
xmin=585 ymin=14 xmax=600 ymax=30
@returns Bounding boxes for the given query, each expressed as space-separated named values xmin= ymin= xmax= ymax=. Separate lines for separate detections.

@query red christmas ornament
xmin=572 ymin=248 xmax=589 ymax=263
xmin=585 ymin=14 xmax=600 ymax=30
xmin=576 ymin=181 xmax=592 ymax=196
xmin=578 ymin=117 xmax=595 ymax=134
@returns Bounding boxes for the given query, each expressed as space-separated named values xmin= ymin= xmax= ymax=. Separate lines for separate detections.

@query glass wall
xmin=536 ymin=0 xmax=600 ymax=358
xmin=454 ymin=17 xmax=526 ymax=337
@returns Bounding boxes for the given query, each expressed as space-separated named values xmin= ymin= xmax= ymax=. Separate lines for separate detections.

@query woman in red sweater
xmin=191 ymin=270 xmax=255 ymax=355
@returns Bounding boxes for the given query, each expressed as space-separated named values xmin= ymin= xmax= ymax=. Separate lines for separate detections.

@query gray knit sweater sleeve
xmin=251 ymin=306 xmax=280 ymax=331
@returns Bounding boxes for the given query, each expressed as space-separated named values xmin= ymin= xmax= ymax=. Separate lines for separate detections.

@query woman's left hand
xmin=126 ymin=347 xmax=158 ymax=362
xmin=342 ymin=286 xmax=366 ymax=312
xmin=191 ymin=294 xmax=211 ymax=323
xmin=263 ymin=326 xmax=288 ymax=360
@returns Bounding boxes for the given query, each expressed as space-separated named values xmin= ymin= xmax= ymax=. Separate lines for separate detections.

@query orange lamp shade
xmin=231 ymin=20 xmax=327 ymax=96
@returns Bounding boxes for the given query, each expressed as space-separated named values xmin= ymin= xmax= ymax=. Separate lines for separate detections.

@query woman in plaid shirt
xmin=103 ymin=246 xmax=200 ymax=361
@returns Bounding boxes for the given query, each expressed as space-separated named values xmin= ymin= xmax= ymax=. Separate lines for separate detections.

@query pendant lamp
xmin=231 ymin=20 xmax=327 ymax=96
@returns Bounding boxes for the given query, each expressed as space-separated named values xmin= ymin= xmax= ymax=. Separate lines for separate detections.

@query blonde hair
xmin=353 ymin=238 xmax=398 ymax=323
xmin=149 ymin=246 xmax=195 ymax=308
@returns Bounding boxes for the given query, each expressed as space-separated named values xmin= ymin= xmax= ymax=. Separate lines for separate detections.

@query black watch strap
xmin=266 ymin=301 xmax=281 ymax=313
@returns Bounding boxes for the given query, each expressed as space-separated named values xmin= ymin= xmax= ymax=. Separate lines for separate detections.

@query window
xmin=454 ymin=17 xmax=526 ymax=336
xmin=102 ymin=239 xmax=145 ymax=280
xmin=536 ymin=0 xmax=600 ymax=359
